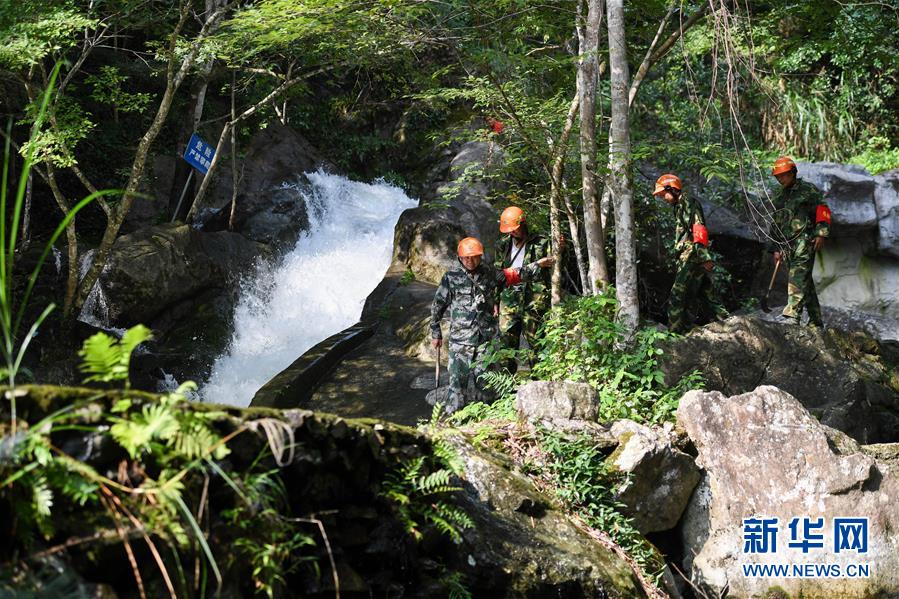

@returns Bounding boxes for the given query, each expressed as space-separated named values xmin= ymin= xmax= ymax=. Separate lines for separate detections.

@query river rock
xmin=95 ymin=222 xmax=263 ymax=326
xmin=393 ymin=141 xmax=503 ymax=283
xmin=606 ymin=420 xmax=700 ymax=534
xmin=677 ymin=385 xmax=899 ymax=599
xmin=659 ymin=315 xmax=899 ymax=443
xmin=515 ymin=380 xmax=599 ymax=422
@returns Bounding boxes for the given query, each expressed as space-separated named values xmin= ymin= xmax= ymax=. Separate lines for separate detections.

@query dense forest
xmin=1 ymin=1 xmax=899 ymax=597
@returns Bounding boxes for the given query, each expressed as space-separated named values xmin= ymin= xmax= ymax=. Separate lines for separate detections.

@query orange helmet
xmin=653 ymin=174 xmax=682 ymax=196
xmin=457 ymin=237 xmax=484 ymax=257
xmin=499 ymin=206 xmax=525 ymax=233
xmin=772 ymin=156 xmax=796 ymax=176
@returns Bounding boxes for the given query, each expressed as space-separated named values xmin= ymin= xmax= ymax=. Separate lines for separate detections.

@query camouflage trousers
xmin=499 ymin=302 xmax=545 ymax=374
xmin=668 ymin=260 xmax=729 ymax=333
xmin=782 ymin=243 xmax=823 ymax=327
xmin=444 ymin=341 xmax=495 ymax=414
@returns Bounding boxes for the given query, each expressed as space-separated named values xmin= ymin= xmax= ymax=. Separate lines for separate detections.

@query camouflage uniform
xmin=767 ymin=178 xmax=830 ymax=326
xmin=430 ymin=260 xmax=541 ymax=413
xmin=668 ymin=192 xmax=729 ymax=333
xmin=494 ymin=232 xmax=551 ymax=372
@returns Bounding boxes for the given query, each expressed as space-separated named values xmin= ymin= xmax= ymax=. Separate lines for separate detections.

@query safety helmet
xmin=653 ymin=174 xmax=683 ymax=196
xmin=457 ymin=237 xmax=484 ymax=257
xmin=771 ymin=156 xmax=797 ymax=176
xmin=499 ymin=206 xmax=525 ymax=233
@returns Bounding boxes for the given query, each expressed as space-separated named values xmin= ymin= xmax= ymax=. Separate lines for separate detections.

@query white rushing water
xmin=199 ymin=171 xmax=417 ymax=407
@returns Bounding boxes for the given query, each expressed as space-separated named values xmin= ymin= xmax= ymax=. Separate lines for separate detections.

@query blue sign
xmin=183 ymin=133 xmax=215 ymax=174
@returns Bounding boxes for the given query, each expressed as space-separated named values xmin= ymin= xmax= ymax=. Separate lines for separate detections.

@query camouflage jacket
xmin=766 ymin=178 xmax=831 ymax=252
xmin=672 ymin=192 xmax=712 ymax=264
xmin=494 ymin=232 xmax=551 ymax=311
xmin=430 ymin=261 xmax=541 ymax=346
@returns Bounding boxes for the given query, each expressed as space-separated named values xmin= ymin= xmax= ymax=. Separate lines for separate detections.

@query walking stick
xmin=761 ymin=257 xmax=782 ymax=313
xmin=435 ymin=344 xmax=441 ymax=389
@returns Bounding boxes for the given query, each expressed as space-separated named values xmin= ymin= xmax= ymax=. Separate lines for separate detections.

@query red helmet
xmin=772 ymin=156 xmax=796 ymax=176
xmin=457 ymin=237 xmax=484 ymax=257
xmin=653 ymin=174 xmax=682 ymax=196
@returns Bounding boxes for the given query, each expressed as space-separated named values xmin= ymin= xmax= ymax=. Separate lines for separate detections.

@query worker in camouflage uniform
xmin=654 ymin=174 xmax=729 ymax=333
xmin=430 ymin=237 xmax=554 ymax=413
xmin=493 ymin=206 xmax=558 ymax=373
xmin=767 ymin=156 xmax=831 ymax=327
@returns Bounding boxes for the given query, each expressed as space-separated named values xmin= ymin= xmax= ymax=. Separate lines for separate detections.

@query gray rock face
xmin=677 ymin=386 xmax=899 ymax=599
xmin=97 ymin=223 xmax=262 ymax=326
xmin=659 ymin=316 xmax=899 ymax=443
xmin=393 ymin=141 xmax=503 ymax=283
xmin=875 ymin=170 xmax=899 ymax=257
xmin=515 ymin=380 xmax=599 ymax=422
xmin=606 ymin=420 xmax=700 ymax=534
xmin=797 ymin=162 xmax=878 ymax=231
xmin=203 ymin=123 xmax=331 ymax=246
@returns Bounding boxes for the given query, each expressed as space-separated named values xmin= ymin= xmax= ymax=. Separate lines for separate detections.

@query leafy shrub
xmin=532 ymin=290 xmax=703 ymax=424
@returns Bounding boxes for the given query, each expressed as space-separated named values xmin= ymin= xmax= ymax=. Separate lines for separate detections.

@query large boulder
xmin=90 ymin=223 xmax=263 ymax=326
xmin=393 ymin=141 xmax=503 ymax=283
xmin=606 ymin=420 xmax=701 ymax=535
xmin=515 ymin=380 xmax=599 ymax=422
xmin=659 ymin=316 xmax=899 ymax=443
xmin=677 ymin=385 xmax=899 ymax=599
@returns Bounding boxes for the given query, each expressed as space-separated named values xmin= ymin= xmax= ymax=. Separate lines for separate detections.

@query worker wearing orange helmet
xmin=767 ymin=156 xmax=831 ymax=327
xmin=430 ymin=236 xmax=554 ymax=413
xmin=494 ymin=205 xmax=561 ymax=373
xmin=654 ymin=174 xmax=729 ymax=333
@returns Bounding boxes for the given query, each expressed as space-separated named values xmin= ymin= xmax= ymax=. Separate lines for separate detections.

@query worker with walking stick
xmin=430 ymin=237 xmax=554 ymax=414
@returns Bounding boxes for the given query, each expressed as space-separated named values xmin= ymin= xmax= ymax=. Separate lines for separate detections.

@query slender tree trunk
xmin=561 ymin=187 xmax=588 ymax=295
xmin=229 ymin=72 xmax=239 ymax=231
xmin=19 ymin=172 xmax=32 ymax=253
xmin=606 ymin=0 xmax=639 ymax=335
xmin=549 ymin=94 xmax=580 ymax=306
xmin=45 ymin=167 xmax=78 ymax=315
xmin=577 ymin=0 xmax=609 ymax=294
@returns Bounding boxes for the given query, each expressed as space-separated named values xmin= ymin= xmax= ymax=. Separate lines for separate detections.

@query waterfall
xmin=198 ymin=171 xmax=417 ymax=407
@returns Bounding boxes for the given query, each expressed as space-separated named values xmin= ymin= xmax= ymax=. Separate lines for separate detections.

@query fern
xmin=78 ymin=324 xmax=152 ymax=387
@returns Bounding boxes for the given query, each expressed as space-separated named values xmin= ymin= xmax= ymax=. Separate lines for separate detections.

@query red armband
xmin=816 ymin=204 xmax=832 ymax=225
xmin=692 ymin=223 xmax=709 ymax=246
xmin=503 ymin=267 xmax=521 ymax=286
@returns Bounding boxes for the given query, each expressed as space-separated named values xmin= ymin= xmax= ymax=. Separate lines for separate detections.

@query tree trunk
xmin=45 ymin=167 xmax=78 ymax=315
xmin=549 ymin=94 xmax=580 ymax=306
xmin=606 ymin=0 xmax=639 ymax=335
xmin=577 ymin=0 xmax=609 ymax=294
xmin=228 ymin=71 xmax=239 ymax=231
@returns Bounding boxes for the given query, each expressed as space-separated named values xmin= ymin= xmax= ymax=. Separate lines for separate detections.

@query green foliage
xmin=532 ymin=291 xmax=703 ymax=424
xmin=399 ymin=268 xmax=416 ymax=286
xmin=447 ymin=369 xmax=518 ymax=426
xmin=85 ymin=66 xmax=153 ymax=115
xmin=381 ymin=450 xmax=473 ymax=544
xmin=77 ymin=324 xmax=152 ymax=388
xmin=848 ymin=136 xmax=899 ymax=175
xmin=223 ymin=467 xmax=318 ymax=598
xmin=0 ymin=5 xmax=95 ymax=70
xmin=535 ymin=429 xmax=667 ymax=584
